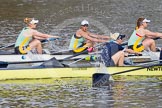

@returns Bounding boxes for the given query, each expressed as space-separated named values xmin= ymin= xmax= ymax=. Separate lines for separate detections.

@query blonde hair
xmin=24 ymin=17 xmax=33 ymax=24
xmin=136 ymin=18 xmax=145 ymax=30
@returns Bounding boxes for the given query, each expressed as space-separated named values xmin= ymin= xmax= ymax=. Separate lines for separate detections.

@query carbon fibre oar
xmin=0 ymin=49 xmax=90 ymax=68
xmin=0 ymin=43 xmax=15 ymax=50
xmin=92 ymin=61 xmax=162 ymax=87
xmin=112 ymin=63 xmax=162 ymax=75
xmin=111 ymin=50 xmax=162 ymax=75
xmin=63 ymin=49 xmax=88 ymax=60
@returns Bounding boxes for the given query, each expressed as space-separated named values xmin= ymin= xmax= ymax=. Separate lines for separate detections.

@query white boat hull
xmin=0 ymin=51 xmax=160 ymax=62
xmin=0 ymin=54 xmax=89 ymax=62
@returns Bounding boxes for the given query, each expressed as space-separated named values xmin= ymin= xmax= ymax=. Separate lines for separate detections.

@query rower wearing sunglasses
xmin=69 ymin=20 xmax=110 ymax=53
xmin=15 ymin=17 xmax=60 ymax=54
xmin=101 ymin=33 xmax=141 ymax=66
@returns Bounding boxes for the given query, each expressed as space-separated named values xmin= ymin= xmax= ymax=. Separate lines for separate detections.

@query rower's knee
xmin=149 ymin=39 xmax=155 ymax=45
xmin=118 ymin=51 xmax=124 ymax=56
xmin=35 ymin=40 xmax=41 ymax=45
xmin=144 ymin=39 xmax=155 ymax=46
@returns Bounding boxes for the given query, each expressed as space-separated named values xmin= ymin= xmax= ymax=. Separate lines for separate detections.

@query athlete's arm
xmin=78 ymin=31 xmax=107 ymax=42
xmin=145 ymin=29 xmax=162 ymax=38
xmin=32 ymin=30 xmax=60 ymax=39
xmin=88 ymin=32 xmax=110 ymax=39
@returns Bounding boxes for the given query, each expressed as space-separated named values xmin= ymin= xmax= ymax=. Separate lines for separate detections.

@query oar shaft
xmin=0 ymin=43 xmax=15 ymax=49
xmin=112 ymin=63 xmax=162 ymax=75
xmin=0 ymin=57 xmax=88 ymax=65
xmin=63 ymin=50 xmax=88 ymax=60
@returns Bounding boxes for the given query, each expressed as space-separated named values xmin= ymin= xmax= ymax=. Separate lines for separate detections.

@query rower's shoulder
xmin=76 ymin=29 xmax=88 ymax=36
xmin=136 ymin=28 xmax=147 ymax=35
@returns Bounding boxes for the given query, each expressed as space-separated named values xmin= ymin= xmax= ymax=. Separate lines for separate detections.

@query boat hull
xmin=0 ymin=51 xmax=160 ymax=62
xmin=0 ymin=66 xmax=162 ymax=80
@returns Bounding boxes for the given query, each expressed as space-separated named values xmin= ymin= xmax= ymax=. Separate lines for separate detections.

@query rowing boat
xmin=0 ymin=54 xmax=162 ymax=81
xmin=0 ymin=64 xmax=162 ymax=81
xmin=0 ymin=49 xmax=162 ymax=81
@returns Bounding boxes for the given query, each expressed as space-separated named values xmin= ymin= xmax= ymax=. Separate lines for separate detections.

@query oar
xmin=113 ymin=63 xmax=162 ymax=75
xmin=0 ymin=43 xmax=15 ymax=50
xmin=62 ymin=42 xmax=108 ymax=60
xmin=134 ymin=59 xmax=162 ymax=66
xmin=50 ymin=42 xmax=105 ymax=55
xmin=51 ymin=49 xmax=74 ymax=55
xmin=92 ymin=62 xmax=162 ymax=87
xmin=41 ymin=37 xmax=60 ymax=43
xmin=0 ymin=49 xmax=90 ymax=68
xmin=0 ymin=46 xmax=97 ymax=66
xmin=63 ymin=49 xmax=89 ymax=60
xmin=121 ymin=41 xmax=128 ymax=46
xmin=68 ymin=55 xmax=96 ymax=65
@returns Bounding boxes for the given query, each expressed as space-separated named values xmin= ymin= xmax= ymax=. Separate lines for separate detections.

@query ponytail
xmin=24 ymin=17 xmax=32 ymax=24
xmin=135 ymin=18 xmax=145 ymax=30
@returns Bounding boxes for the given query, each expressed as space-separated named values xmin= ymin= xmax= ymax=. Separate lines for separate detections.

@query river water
xmin=1 ymin=0 xmax=162 ymax=107
xmin=1 ymin=77 xmax=162 ymax=108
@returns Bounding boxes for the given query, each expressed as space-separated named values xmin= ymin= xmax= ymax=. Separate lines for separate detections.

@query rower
xmin=14 ymin=17 xmax=60 ymax=54
xmin=128 ymin=18 xmax=162 ymax=52
xmin=101 ymin=33 xmax=140 ymax=66
xmin=69 ymin=20 xmax=111 ymax=53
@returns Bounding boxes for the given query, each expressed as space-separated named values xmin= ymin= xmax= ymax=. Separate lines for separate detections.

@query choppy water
xmin=1 ymin=0 xmax=162 ymax=107
xmin=0 ymin=77 xmax=162 ymax=108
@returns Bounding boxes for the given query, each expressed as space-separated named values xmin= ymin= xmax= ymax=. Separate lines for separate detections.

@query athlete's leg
xmin=29 ymin=39 xmax=42 ymax=54
xmin=111 ymin=51 xmax=124 ymax=66
xmin=142 ymin=38 xmax=156 ymax=52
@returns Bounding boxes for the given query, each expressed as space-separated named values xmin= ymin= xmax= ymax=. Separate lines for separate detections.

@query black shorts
xmin=105 ymin=59 xmax=115 ymax=66
xmin=14 ymin=46 xmax=28 ymax=54
xmin=128 ymin=44 xmax=143 ymax=50
xmin=73 ymin=43 xmax=88 ymax=54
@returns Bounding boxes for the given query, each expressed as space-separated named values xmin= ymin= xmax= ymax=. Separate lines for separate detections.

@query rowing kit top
xmin=128 ymin=30 xmax=145 ymax=52
xmin=15 ymin=27 xmax=32 ymax=54
xmin=15 ymin=27 xmax=32 ymax=47
xmin=101 ymin=41 xmax=124 ymax=66
xmin=69 ymin=34 xmax=87 ymax=53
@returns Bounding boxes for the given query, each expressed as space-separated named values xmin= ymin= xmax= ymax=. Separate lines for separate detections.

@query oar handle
xmin=153 ymin=37 xmax=161 ymax=40
xmin=41 ymin=38 xmax=59 ymax=43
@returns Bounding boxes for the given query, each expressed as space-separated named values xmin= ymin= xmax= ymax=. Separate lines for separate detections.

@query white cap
xmin=110 ymin=33 xmax=120 ymax=40
xmin=81 ymin=20 xmax=89 ymax=26
xmin=142 ymin=18 xmax=150 ymax=23
xmin=30 ymin=18 xmax=39 ymax=24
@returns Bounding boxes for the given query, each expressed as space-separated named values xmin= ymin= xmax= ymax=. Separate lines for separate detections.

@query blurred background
xmin=1 ymin=0 xmax=162 ymax=51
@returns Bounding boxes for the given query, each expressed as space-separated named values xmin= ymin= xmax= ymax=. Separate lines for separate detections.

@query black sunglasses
xmin=117 ymin=35 xmax=125 ymax=40
xmin=82 ymin=24 xmax=88 ymax=27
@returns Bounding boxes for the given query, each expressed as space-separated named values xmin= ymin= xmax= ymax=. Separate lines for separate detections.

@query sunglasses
xmin=117 ymin=35 xmax=125 ymax=40
xmin=82 ymin=24 xmax=88 ymax=27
